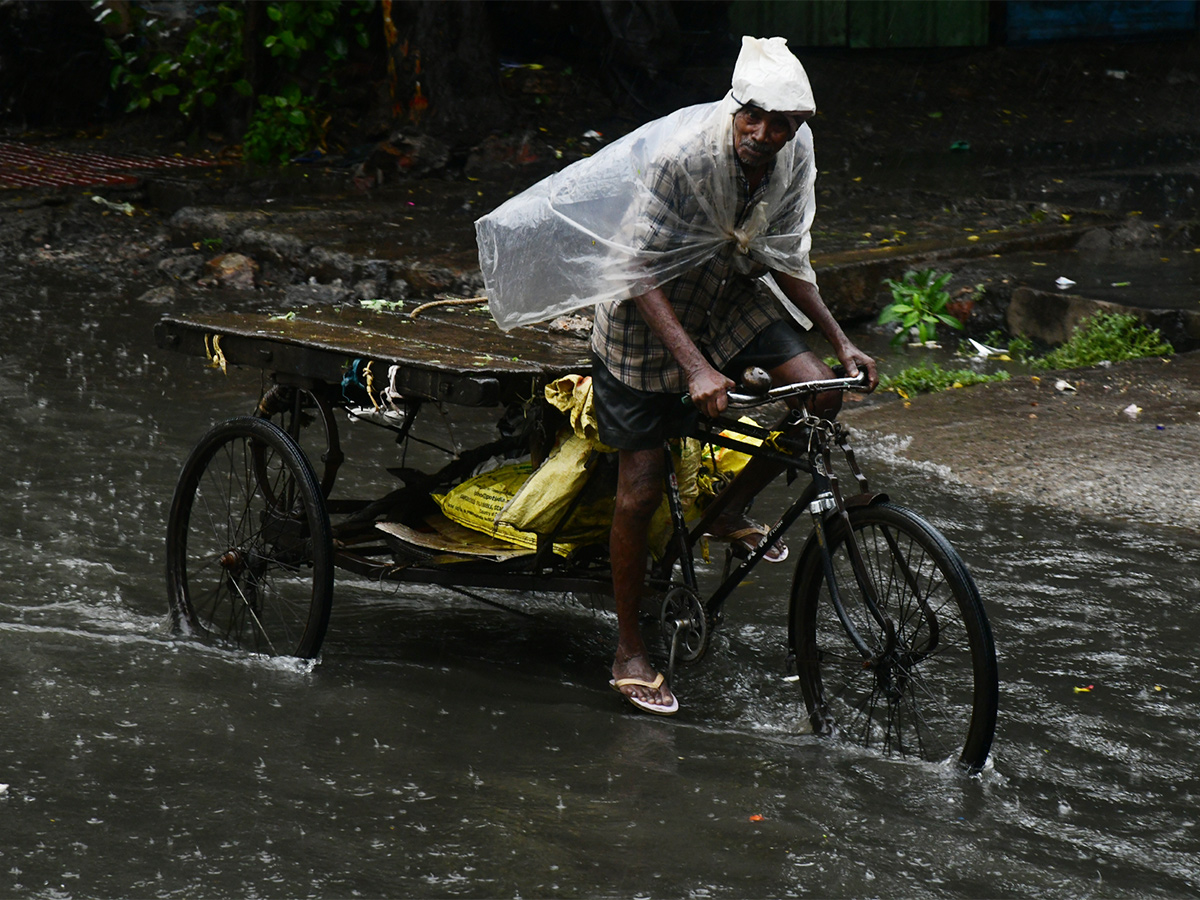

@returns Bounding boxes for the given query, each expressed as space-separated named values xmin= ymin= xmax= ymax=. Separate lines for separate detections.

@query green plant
xmin=242 ymin=85 xmax=320 ymax=164
xmin=880 ymin=362 xmax=1010 ymax=397
xmin=102 ymin=3 xmax=250 ymax=116
xmin=98 ymin=1 xmax=371 ymax=164
xmin=1033 ymin=312 xmax=1173 ymax=369
xmin=878 ymin=269 xmax=965 ymax=347
xmin=262 ymin=2 xmax=369 ymax=67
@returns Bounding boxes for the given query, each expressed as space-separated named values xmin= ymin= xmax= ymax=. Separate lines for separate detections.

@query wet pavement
xmin=841 ymin=348 xmax=1200 ymax=534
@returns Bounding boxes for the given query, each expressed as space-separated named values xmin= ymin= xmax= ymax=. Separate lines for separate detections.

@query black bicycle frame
xmin=653 ymin=410 xmax=895 ymax=662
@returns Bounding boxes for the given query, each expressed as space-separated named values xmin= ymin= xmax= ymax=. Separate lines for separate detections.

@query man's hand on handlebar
xmin=835 ymin=344 xmax=879 ymax=392
xmin=686 ymin=364 xmax=736 ymax=418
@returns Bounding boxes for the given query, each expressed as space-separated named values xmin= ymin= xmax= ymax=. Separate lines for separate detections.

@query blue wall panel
xmin=1007 ymin=1 xmax=1198 ymax=44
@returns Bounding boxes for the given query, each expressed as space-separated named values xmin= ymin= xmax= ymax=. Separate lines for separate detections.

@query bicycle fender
xmin=842 ymin=491 xmax=889 ymax=510
xmin=786 ymin=491 xmax=888 ymax=654
xmin=791 ymin=493 xmax=890 ymax=596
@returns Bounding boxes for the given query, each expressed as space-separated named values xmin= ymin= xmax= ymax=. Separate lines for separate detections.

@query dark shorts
xmin=592 ymin=320 xmax=811 ymax=451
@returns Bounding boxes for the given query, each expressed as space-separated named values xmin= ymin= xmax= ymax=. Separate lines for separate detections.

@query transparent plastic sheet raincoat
xmin=475 ymin=91 xmax=817 ymax=331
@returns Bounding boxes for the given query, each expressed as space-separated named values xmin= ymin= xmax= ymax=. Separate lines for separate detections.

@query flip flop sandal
xmin=708 ymin=524 xmax=789 ymax=563
xmin=609 ymin=672 xmax=679 ymax=716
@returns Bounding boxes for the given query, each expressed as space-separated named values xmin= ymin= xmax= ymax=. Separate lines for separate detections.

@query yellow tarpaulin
xmin=430 ymin=377 xmax=765 ymax=559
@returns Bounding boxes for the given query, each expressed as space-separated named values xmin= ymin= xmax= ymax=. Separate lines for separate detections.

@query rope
xmin=408 ymin=293 xmax=488 ymax=319
xmin=204 ymin=333 xmax=227 ymax=374
xmin=363 ymin=360 xmax=380 ymax=410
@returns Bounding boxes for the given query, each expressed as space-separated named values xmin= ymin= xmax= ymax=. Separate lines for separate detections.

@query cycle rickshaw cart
xmin=157 ymin=304 xmax=999 ymax=773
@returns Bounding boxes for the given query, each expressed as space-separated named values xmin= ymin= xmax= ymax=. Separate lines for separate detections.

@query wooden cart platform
xmin=154 ymin=304 xmax=593 ymax=406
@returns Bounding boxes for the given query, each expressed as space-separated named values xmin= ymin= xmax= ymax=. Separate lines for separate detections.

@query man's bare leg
xmin=710 ymin=350 xmax=842 ymax=535
xmin=609 ymin=446 xmax=676 ymax=711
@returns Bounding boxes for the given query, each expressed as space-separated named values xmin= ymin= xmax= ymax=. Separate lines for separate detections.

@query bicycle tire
xmin=166 ymin=416 xmax=334 ymax=658
xmin=254 ymin=384 xmax=343 ymax=500
xmin=789 ymin=502 xmax=997 ymax=772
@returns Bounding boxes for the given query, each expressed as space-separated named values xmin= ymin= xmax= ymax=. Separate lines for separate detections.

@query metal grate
xmin=0 ymin=141 xmax=214 ymax=189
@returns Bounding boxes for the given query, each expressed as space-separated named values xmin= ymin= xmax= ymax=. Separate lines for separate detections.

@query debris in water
xmin=548 ymin=314 xmax=593 ymax=338
xmin=91 ymin=195 xmax=135 ymax=215
xmin=359 ymin=298 xmax=405 ymax=312
xmin=1054 ymin=379 xmax=1076 ymax=393
xmin=967 ymin=337 xmax=1005 ymax=358
xmin=1055 ymin=276 xmax=1076 ymax=289
xmin=749 ymin=814 xmax=764 ymax=822
xmin=1122 ymin=403 xmax=1142 ymax=420
xmin=1073 ymin=684 xmax=1095 ymax=693
xmin=202 ymin=252 xmax=258 ymax=290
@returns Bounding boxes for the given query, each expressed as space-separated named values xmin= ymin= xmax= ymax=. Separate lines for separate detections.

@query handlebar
xmin=725 ymin=369 xmax=872 ymax=407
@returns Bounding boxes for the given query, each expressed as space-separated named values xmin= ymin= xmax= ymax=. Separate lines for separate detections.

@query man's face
xmin=733 ymin=105 xmax=809 ymax=168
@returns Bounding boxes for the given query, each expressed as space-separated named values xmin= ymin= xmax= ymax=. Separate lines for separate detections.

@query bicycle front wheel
xmin=790 ymin=502 xmax=997 ymax=772
xmin=166 ymin=416 xmax=334 ymax=658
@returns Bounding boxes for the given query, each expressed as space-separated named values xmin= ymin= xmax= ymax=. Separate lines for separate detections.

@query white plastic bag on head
xmin=476 ymin=41 xmax=818 ymax=332
xmin=730 ymin=35 xmax=815 ymax=114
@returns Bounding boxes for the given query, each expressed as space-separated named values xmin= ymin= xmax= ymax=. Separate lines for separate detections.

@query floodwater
xmin=2 ymin=262 xmax=1199 ymax=899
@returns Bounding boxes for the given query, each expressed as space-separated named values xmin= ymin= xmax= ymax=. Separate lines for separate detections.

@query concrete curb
xmin=1008 ymin=287 xmax=1200 ymax=351
xmin=813 ymin=224 xmax=1102 ymax=320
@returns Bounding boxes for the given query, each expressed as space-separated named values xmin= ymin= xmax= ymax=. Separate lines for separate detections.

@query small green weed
xmin=1003 ymin=333 xmax=1035 ymax=363
xmin=878 ymin=269 xmax=966 ymax=346
xmin=880 ymin=363 xmax=1010 ymax=397
xmin=1034 ymin=312 xmax=1172 ymax=369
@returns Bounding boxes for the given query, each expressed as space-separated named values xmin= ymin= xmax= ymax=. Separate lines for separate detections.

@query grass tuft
xmin=879 ymin=363 xmax=1010 ymax=397
xmin=1033 ymin=312 xmax=1172 ymax=369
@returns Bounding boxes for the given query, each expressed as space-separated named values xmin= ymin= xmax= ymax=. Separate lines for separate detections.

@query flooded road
xmin=2 ymin=266 xmax=1199 ymax=898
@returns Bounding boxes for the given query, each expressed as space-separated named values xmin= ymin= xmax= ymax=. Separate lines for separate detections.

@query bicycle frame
xmin=652 ymin=374 xmax=895 ymax=669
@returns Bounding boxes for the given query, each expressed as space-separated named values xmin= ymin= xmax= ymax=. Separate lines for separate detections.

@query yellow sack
xmin=497 ymin=432 xmax=594 ymax=535
xmin=697 ymin=416 xmax=763 ymax=502
xmin=544 ymin=373 xmax=616 ymax=450
xmin=432 ymin=462 xmax=577 ymax=557
xmin=434 ymin=393 xmax=760 ymax=560
xmin=483 ymin=374 xmax=614 ymax=544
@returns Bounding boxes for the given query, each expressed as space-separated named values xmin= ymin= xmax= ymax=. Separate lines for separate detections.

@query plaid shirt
xmin=591 ymin=142 xmax=799 ymax=393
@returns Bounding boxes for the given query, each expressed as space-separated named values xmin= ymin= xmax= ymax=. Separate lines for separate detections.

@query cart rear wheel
xmin=789 ymin=503 xmax=997 ymax=773
xmin=254 ymin=383 xmax=342 ymax=499
xmin=167 ymin=416 xmax=334 ymax=658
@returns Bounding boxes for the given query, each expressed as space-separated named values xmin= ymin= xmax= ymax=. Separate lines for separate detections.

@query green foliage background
xmin=97 ymin=1 xmax=373 ymax=164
